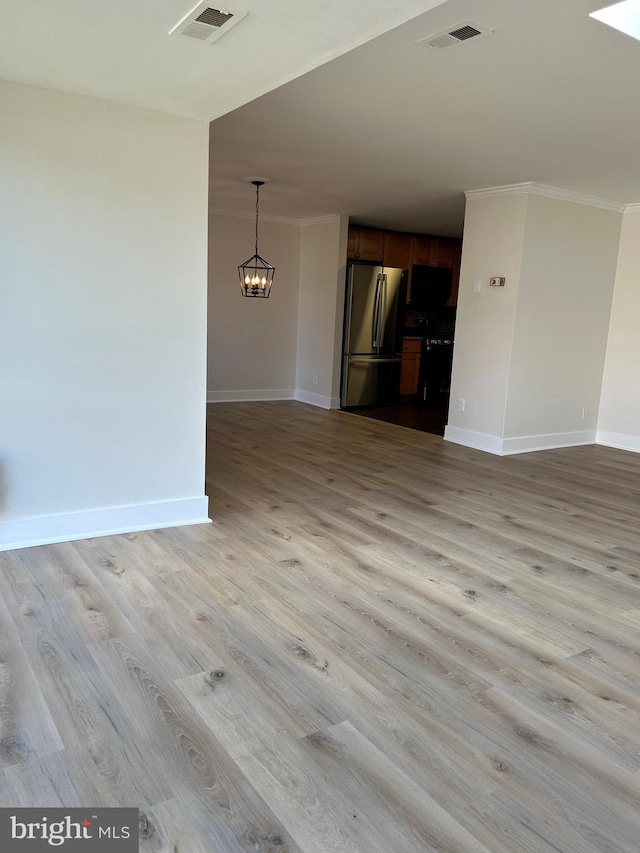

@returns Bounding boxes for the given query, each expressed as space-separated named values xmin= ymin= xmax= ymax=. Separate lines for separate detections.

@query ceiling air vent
xmin=169 ymin=1 xmax=247 ymax=44
xmin=418 ymin=21 xmax=493 ymax=50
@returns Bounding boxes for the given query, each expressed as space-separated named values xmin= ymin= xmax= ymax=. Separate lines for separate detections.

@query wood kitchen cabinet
xmin=400 ymin=340 xmax=421 ymax=396
xmin=412 ymin=236 xmax=455 ymax=268
xmin=383 ymin=232 xmax=412 ymax=269
xmin=347 ymin=228 xmax=385 ymax=262
xmin=347 ymin=225 xmax=462 ymax=307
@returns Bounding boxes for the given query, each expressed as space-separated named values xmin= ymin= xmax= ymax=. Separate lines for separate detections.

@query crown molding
xmin=209 ymin=206 xmax=341 ymax=227
xmin=464 ymin=183 xmax=533 ymax=200
xmin=624 ymin=202 xmax=640 ymax=214
xmin=465 ymin=182 xmax=625 ymax=213
xmin=299 ymin=214 xmax=342 ymax=227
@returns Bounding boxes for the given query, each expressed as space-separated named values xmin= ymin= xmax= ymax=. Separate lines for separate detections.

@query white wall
xmin=0 ymin=81 xmax=210 ymax=550
xmin=207 ymin=211 xmax=347 ymax=409
xmin=505 ymin=195 xmax=620 ymax=441
xmin=447 ymin=186 xmax=622 ymax=455
xmin=207 ymin=212 xmax=300 ymax=401
xmin=446 ymin=193 xmax=528 ymax=449
xmin=598 ymin=209 xmax=640 ymax=452
xmin=295 ymin=216 xmax=349 ymax=408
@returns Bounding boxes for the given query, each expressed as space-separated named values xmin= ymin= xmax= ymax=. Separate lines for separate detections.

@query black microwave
xmin=410 ymin=265 xmax=452 ymax=311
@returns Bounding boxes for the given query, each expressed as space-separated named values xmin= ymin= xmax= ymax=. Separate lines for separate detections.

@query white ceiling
xmin=0 ymin=0 xmax=447 ymax=121
xmin=4 ymin=0 xmax=640 ymax=237
xmin=208 ymin=0 xmax=640 ymax=236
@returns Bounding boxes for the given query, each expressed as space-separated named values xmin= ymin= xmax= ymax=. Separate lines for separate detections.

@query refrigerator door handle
xmin=377 ymin=273 xmax=388 ymax=350
xmin=372 ymin=274 xmax=382 ymax=349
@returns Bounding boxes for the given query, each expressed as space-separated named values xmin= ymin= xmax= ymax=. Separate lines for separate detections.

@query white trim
xmin=444 ymin=426 xmax=504 ymax=455
xmin=465 ymin=183 xmax=532 ymax=200
xmin=207 ymin=389 xmax=294 ymax=403
xmin=500 ymin=430 xmax=596 ymax=455
xmin=596 ymin=430 xmax=640 ymax=453
xmin=623 ymin=203 xmax=640 ymax=215
xmin=208 ymin=206 xmax=340 ymax=227
xmin=465 ymin=182 xmax=625 ymax=213
xmin=299 ymin=214 xmax=341 ymax=227
xmin=445 ymin=426 xmax=597 ymax=456
xmin=206 ymin=389 xmax=341 ymax=408
xmin=0 ymin=497 xmax=210 ymax=553
xmin=294 ymin=389 xmax=339 ymax=409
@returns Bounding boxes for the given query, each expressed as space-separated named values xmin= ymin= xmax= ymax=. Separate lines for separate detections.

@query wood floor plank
xmin=3 ymin=749 xmax=114 ymax=809
xmin=176 ymin=669 xmax=367 ymax=853
xmin=221 ymin=594 xmax=503 ymax=812
xmin=88 ymin=632 xmax=299 ymax=852
xmin=139 ymin=798 xmax=213 ymax=853
xmin=454 ymin=787 xmax=610 ymax=853
xmin=2 ymin=400 xmax=640 ymax=851
xmin=8 ymin=595 xmax=172 ymax=809
xmin=0 ymin=588 xmax=63 ymax=768
xmin=300 ymin=720 xmax=494 ymax=853
xmin=360 ymin=582 xmax=640 ymax=764
xmin=151 ymin=570 xmax=342 ymax=738
xmin=70 ymin=537 xmax=217 ymax=678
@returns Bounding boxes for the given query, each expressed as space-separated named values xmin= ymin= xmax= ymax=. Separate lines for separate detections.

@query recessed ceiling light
xmin=590 ymin=0 xmax=640 ymax=41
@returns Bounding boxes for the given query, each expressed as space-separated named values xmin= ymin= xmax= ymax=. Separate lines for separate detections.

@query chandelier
xmin=238 ymin=179 xmax=275 ymax=298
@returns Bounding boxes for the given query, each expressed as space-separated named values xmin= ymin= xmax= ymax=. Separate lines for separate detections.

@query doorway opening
xmin=340 ymin=258 xmax=456 ymax=437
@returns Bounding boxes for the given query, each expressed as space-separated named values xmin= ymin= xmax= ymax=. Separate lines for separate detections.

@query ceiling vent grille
xmin=418 ymin=21 xmax=493 ymax=50
xmin=196 ymin=8 xmax=233 ymax=27
xmin=169 ymin=2 xmax=247 ymax=44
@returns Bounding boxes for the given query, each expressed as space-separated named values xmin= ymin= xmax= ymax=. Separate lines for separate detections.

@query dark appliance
xmin=416 ymin=306 xmax=455 ymax=399
xmin=421 ymin=338 xmax=454 ymax=399
xmin=410 ymin=265 xmax=453 ymax=311
xmin=341 ymin=264 xmax=407 ymax=407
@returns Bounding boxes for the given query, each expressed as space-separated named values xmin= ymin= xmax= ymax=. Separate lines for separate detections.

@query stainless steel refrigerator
xmin=341 ymin=264 xmax=407 ymax=408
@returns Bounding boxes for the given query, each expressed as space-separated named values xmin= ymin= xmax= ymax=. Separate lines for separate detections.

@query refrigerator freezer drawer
xmin=342 ymin=356 xmax=402 ymax=408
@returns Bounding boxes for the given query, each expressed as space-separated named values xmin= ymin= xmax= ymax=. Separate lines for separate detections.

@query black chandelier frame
xmin=238 ymin=180 xmax=275 ymax=298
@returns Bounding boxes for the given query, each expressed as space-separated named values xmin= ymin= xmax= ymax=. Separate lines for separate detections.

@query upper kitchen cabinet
xmin=383 ymin=232 xmax=412 ymax=269
xmin=412 ymin=236 xmax=455 ymax=268
xmin=347 ymin=225 xmax=462 ymax=307
xmin=347 ymin=228 xmax=385 ymax=262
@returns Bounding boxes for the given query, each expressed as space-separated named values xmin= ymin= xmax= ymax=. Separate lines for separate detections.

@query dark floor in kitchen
xmin=346 ymin=398 xmax=449 ymax=436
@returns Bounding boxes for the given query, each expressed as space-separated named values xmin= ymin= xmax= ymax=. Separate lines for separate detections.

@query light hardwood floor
xmin=2 ymin=400 xmax=640 ymax=851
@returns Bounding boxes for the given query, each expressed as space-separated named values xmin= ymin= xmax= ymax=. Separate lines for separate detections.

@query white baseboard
xmin=294 ymin=389 xmax=340 ymax=409
xmin=443 ymin=427 xmax=504 ymax=455
xmin=0 ymin=496 xmax=210 ymax=553
xmin=206 ymin=389 xmax=340 ymax=409
xmin=500 ymin=429 xmax=596 ymax=455
xmin=207 ymin=389 xmax=294 ymax=403
xmin=444 ymin=426 xmax=596 ymax=456
xmin=596 ymin=430 xmax=640 ymax=453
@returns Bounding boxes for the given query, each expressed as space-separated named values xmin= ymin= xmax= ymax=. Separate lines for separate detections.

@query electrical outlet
xmin=312 ymin=374 xmax=318 ymax=385
xmin=457 ymin=397 xmax=465 ymax=412
xmin=582 ymin=406 xmax=589 ymax=421
xmin=473 ymin=278 xmax=482 ymax=292
xmin=489 ymin=276 xmax=506 ymax=287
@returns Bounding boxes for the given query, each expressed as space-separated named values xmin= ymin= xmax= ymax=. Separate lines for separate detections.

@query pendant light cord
xmin=254 ymin=182 xmax=260 ymax=257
